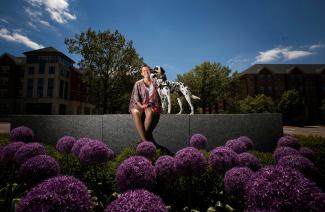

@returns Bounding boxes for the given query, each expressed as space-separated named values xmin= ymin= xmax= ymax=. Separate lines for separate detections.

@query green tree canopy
xmin=176 ymin=61 xmax=240 ymax=113
xmin=65 ymin=28 xmax=143 ymax=114
xmin=277 ymin=89 xmax=305 ymax=124
xmin=239 ymin=94 xmax=276 ymax=113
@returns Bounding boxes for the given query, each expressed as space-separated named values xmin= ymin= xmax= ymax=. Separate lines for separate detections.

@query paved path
xmin=2 ymin=122 xmax=325 ymax=137
xmin=283 ymin=125 xmax=325 ymax=137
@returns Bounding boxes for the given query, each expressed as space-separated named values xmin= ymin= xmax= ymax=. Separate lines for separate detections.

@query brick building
xmin=239 ymin=64 xmax=325 ymax=121
xmin=0 ymin=47 xmax=96 ymax=115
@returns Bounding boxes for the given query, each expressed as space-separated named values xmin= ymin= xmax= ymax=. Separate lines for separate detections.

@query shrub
xmin=19 ymin=155 xmax=60 ymax=185
xmin=10 ymin=126 xmax=34 ymax=143
xmin=224 ymin=167 xmax=253 ymax=198
xmin=208 ymin=146 xmax=238 ymax=173
xmin=136 ymin=141 xmax=156 ymax=158
xmin=189 ymin=133 xmax=208 ymax=149
xmin=273 ymin=146 xmax=301 ymax=162
xmin=237 ymin=136 xmax=254 ymax=150
xmin=225 ymin=139 xmax=247 ymax=154
xmin=277 ymin=135 xmax=301 ymax=150
xmin=105 ymin=189 xmax=167 ymax=212
xmin=278 ymin=155 xmax=317 ymax=180
xmin=79 ymin=140 xmax=114 ymax=165
xmin=16 ymin=176 xmax=92 ymax=212
xmin=237 ymin=152 xmax=262 ymax=171
xmin=155 ymin=155 xmax=176 ymax=182
xmin=174 ymin=147 xmax=206 ymax=176
xmin=249 ymin=150 xmax=275 ymax=166
xmin=14 ymin=143 xmax=45 ymax=165
xmin=245 ymin=165 xmax=324 ymax=211
xmin=299 ymin=147 xmax=315 ymax=161
xmin=71 ymin=137 xmax=92 ymax=156
xmin=116 ymin=156 xmax=156 ymax=192
xmin=56 ymin=136 xmax=76 ymax=153
xmin=0 ymin=142 xmax=25 ymax=165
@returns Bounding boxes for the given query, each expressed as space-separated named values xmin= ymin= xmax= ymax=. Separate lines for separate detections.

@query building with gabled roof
xmin=0 ymin=47 xmax=96 ymax=116
xmin=239 ymin=64 xmax=325 ymax=122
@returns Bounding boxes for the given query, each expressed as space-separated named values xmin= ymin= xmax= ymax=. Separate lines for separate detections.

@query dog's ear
xmin=161 ymin=74 xmax=167 ymax=81
xmin=160 ymin=67 xmax=166 ymax=74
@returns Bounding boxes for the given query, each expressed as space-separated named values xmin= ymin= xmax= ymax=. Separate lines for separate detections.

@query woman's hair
xmin=140 ymin=64 xmax=151 ymax=71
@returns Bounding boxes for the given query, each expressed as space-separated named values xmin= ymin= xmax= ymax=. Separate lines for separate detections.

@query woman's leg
xmin=144 ymin=107 xmax=160 ymax=141
xmin=131 ymin=106 xmax=146 ymax=141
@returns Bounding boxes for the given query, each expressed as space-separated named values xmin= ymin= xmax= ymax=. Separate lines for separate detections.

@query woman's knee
xmin=131 ymin=108 xmax=142 ymax=116
xmin=145 ymin=107 xmax=154 ymax=118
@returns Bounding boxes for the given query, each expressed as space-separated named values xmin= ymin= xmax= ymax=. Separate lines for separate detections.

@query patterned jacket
xmin=128 ymin=78 xmax=162 ymax=114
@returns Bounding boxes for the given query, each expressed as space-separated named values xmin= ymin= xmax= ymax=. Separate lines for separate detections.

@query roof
xmin=23 ymin=47 xmax=75 ymax=63
xmin=239 ymin=64 xmax=325 ymax=77
xmin=0 ymin=53 xmax=26 ymax=64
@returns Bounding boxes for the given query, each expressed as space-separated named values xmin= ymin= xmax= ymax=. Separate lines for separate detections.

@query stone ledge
xmin=10 ymin=113 xmax=283 ymax=153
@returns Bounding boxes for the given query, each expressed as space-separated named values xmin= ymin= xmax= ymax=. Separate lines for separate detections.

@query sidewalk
xmin=283 ymin=125 xmax=325 ymax=137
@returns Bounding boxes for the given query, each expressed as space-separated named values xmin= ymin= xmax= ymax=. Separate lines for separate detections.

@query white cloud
xmin=0 ymin=18 xmax=9 ymax=24
xmin=25 ymin=7 xmax=42 ymax=18
xmin=255 ymin=47 xmax=315 ymax=63
xmin=0 ymin=28 xmax=44 ymax=49
xmin=28 ymin=22 xmax=39 ymax=31
xmin=309 ymin=43 xmax=323 ymax=50
xmin=227 ymin=56 xmax=251 ymax=69
xmin=282 ymin=50 xmax=314 ymax=60
xmin=39 ymin=20 xmax=51 ymax=27
xmin=27 ymin=0 xmax=76 ymax=24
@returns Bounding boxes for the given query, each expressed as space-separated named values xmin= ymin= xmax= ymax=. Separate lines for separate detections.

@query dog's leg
xmin=166 ymin=88 xmax=171 ymax=114
xmin=177 ymin=97 xmax=183 ymax=114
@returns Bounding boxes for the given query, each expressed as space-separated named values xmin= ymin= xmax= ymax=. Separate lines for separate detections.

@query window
xmin=64 ymin=81 xmax=68 ymax=99
xmin=37 ymin=78 xmax=44 ymax=97
xmin=49 ymin=66 xmax=56 ymax=74
xmin=27 ymin=79 xmax=33 ymax=97
xmin=59 ymin=80 xmax=64 ymax=98
xmin=84 ymin=107 xmax=90 ymax=114
xmin=268 ymin=86 xmax=273 ymax=92
xmin=0 ymin=66 xmax=9 ymax=74
xmin=47 ymin=78 xmax=54 ymax=97
xmin=39 ymin=63 xmax=45 ymax=74
xmin=60 ymin=69 xmax=65 ymax=77
xmin=259 ymin=86 xmax=265 ymax=93
xmin=66 ymin=70 xmax=70 ymax=78
xmin=28 ymin=67 xmax=35 ymax=75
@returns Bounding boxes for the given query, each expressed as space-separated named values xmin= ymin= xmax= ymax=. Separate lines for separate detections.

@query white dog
xmin=151 ymin=66 xmax=200 ymax=114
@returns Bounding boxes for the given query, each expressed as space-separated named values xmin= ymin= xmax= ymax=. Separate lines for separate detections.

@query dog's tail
xmin=191 ymin=95 xmax=200 ymax=100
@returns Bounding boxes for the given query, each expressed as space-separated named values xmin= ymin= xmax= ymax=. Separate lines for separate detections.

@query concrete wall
xmin=10 ymin=113 xmax=283 ymax=153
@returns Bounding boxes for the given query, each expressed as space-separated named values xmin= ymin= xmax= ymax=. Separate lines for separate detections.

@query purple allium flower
xmin=225 ymin=139 xmax=247 ymax=154
xmin=208 ymin=146 xmax=238 ymax=173
xmin=174 ymin=147 xmax=207 ymax=176
xmin=19 ymin=155 xmax=60 ymax=185
xmin=273 ymin=146 xmax=301 ymax=162
xmin=16 ymin=175 xmax=92 ymax=212
xmin=155 ymin=155 xmax=176 ymax=182
xmin=224 ymin=167 xmax=253 ymax=198
xmin=14 ymin=143 xmax=46 ymax=165
xmin=56 ymin=136 xmax=76 ymax=153
xmin=105 ymin=189 xmax=167 ymax=212
xmin=136 ymin=141 xmax=156 ymax=158
xmin=10 ymin=126 xmax=34 ymax=143
xmin=79 ymin=140 xmax=114 ymax=165
xmin=189 ymin=133 xmax=208 ymax=149
xmin=278 ymin=155 xmax=317 ymax=180
xmin=299 ymin=147 xmax=315 ymax=161
xmin=237 ymin=152 xmax=262 ymax=171
xmin=116 ymin=156 xmax=156 ymax=192
xmin=0 ymin=142 xmax=25 ymax=165
xmin=277 ymin=135 xmax=301 ymax=150
xmin=245 ymin=165 xmax=325 ymax=211
xmin=237 ymin=136 xmax=254 ymax=150
xmin=71 ymin=137 xmax=92 ymax=156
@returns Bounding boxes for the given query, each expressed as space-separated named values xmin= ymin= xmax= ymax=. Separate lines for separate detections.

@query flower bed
xmin=0 ymin=128 xmax=324 ymax=211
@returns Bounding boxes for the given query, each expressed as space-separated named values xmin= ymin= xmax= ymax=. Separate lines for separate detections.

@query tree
xmin=277 ymin=89 xmax=305 ymax=125
xmin=239 ymin=94 xmax=276 ymax=113
xmin=65 ymin=28 xmax=143 ymax=114
xmin=176 ymin=61 xmax=239 ymax=113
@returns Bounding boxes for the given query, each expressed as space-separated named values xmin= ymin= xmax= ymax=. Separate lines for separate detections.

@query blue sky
xmin=0 ymin=0 xmax=325 ymax=80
